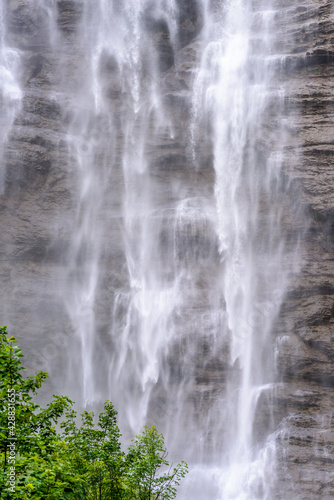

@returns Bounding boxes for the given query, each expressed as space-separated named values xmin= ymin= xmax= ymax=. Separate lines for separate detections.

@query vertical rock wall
xmin=271 ymin=1 xmax=334 ymax=497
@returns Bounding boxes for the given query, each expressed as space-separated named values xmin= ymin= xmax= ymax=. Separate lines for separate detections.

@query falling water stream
xmin=0 ymin=2 xmax=21 ymax=193
xmin=1 ymin=0 xmax=299 ymax=498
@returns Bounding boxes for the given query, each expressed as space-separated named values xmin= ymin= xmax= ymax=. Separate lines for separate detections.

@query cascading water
xmin=59 ymin=1 xmax=294 ymax=497
xmin=60 ymin=0 xmax=181 ymax=411
xmin=0 ymin=2 xmax=22 ymax=193
xmin=0 ymin=0 xmax=300 ymax=498
xmin=177 ymin=2 xmax=291 ymax=498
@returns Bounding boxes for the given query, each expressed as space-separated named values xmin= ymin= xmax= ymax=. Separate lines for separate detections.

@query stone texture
xmin=267 ymin=1 xmax=334 ymax=496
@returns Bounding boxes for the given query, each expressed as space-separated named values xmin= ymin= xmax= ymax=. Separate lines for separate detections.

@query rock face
xmin=0 ymin=0 xmax=333 ymax=497
xmin=270 ymin=2 xmax=334 ymax=497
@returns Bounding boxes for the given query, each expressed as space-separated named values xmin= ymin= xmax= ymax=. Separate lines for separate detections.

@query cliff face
xmin=271 ymin=2 xmax=334 ymax=497
xmin=0 ymin=0 xmax=333 ymax=497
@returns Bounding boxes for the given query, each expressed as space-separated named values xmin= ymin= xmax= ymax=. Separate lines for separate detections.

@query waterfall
xmin=0 ymin=1 xmax=301 ymax=498
xmin=176 ymin=2 xmax=292 ymax=498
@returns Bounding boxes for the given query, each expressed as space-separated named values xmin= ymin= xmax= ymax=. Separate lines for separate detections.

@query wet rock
xmin=56 ymin=0 xmax=83 ymax=34
xmin=176 ymin=0 xmax=203 ymax=47
xmin=6 ymin=0 xmax=52 ymax=49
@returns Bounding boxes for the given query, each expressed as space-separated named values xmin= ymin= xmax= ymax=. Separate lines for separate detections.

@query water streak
xmin=0 ymin=3 xmax=22 ymax=193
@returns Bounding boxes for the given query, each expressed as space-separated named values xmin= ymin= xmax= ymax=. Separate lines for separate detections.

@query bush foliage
xmin=0 ymin=326 xmax=188 ymax=499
